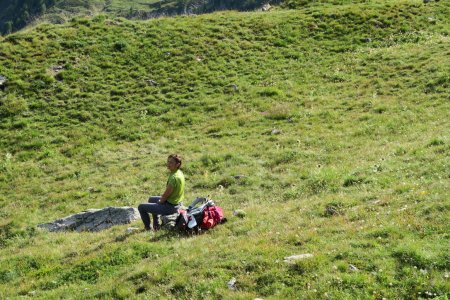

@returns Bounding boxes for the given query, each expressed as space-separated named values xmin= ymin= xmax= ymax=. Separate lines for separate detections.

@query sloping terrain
xmin=0 ymin=0 xmax=275 ymax=35
xmin=0 ymin=0 xmax=449 ymax=298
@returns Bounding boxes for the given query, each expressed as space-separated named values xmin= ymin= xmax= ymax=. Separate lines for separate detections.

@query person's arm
xmin=159 ymin=185 xmax=174 ymax=204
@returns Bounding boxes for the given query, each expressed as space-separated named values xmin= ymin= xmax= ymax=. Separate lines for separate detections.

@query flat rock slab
xmin=38 ymin=207 xmax=140 ymax=232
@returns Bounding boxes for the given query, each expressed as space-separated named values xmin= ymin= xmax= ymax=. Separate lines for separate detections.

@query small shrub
xmin=271 ymin=150 xmax=298 ymax=166
xmin=343 ymin=175 xmax=366 ymax=187
xmin=113 ymin=41 xmax=128 ymax=52
xmin=0 ymin=94 xmax=28 ymax=116
xmin=372 ymin=106 xmax=387 ymax=114
xmin=392 ymin=248 xmax=429 ymax=269
xmin=288 ymin=257 xmax=320 ymax=275
xmin=301 ymin=169 xmax=339 ymax=195
xmin=217 ymin=177 xmax=233 ymax=188
xmin=68 ymin=111 xmax=92 ymax=122
xmin=427 ymin=138 xmax=445 ymax=147
xmin=265 ymin=104 xmax=293 ymax=120
xmin=0 ymin=270 xmax=16 ymax=283
xmin=258 ymin=87 xmax=284 ymax=97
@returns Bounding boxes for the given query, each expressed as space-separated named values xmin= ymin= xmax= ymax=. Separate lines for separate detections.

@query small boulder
xmin=262 ymin=4 xmax=271 ymax=11
xmin=38 ymin=207 xmax=140 ymax=232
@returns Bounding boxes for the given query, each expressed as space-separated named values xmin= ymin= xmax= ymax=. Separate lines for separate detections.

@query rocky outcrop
xmin=38 ymin=207 xmax=140 ymax=232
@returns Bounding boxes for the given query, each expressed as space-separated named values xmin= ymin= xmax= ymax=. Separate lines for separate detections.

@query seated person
xmin=138 ymin=154 xmax=185 ymax=231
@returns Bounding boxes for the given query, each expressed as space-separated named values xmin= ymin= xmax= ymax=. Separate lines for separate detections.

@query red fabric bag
xmin=201 ymin=206 xmax=225 ymax=229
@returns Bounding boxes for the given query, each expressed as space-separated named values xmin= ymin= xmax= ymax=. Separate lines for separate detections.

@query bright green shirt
xmin=166 ymin=169 xmax=185 ymax=205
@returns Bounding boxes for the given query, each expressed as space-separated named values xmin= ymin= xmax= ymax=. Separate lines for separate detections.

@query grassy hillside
xmin=0 ymin=0 xmax=449 ymax=298
xmin=0 ymin=0 xmax=274 ymax=35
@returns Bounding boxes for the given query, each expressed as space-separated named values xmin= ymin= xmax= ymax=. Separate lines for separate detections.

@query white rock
xmin=349 ymin=264 xmax=358 ymax=272
xmin=126 ymin=227 xmax=140 ymax=233
xmin=284 ymin=253 xmax=314 ymax=263
xmin=262 ymin=4 xmax=271 ymax=11
xmin=227 ymin=277 xmax=237 ymax=290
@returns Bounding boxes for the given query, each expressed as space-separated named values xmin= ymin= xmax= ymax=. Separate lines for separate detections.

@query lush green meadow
xmin=0 ymin=0 xmax=449 ymax=298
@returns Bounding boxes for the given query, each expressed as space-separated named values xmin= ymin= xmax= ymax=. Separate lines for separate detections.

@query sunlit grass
xmin=0 ymin=0 xmax=449 ymax=298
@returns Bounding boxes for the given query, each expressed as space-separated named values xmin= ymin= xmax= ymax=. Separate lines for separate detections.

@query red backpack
xmin=175 ymin=198 xmax=227 ymax=233
xmin=201 ymin=206 xmax=225 ymax=229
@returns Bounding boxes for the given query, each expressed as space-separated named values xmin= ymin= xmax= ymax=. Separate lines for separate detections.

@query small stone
xmin=126 ymin=227 xmax=140 ymax=233
xmin=145 ymin=79 xmax=158 ymax=86
xmin=271 ymin=129 xmax=281 ymax=135
xmin=349 ymin=264 xmax=358 ymax=272
xmin=284 ymin=253 xmax=314 ymax=263
xmin=227 ymin=277 xmax=237 ymax=290
xmin=262 ymin=4 xmax=271 ymax=11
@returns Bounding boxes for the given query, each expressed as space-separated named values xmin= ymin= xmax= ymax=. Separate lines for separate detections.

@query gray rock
xmin=145 ymin=79 xmax=158 ymax=86
xmin=262 ymin=4 xmax=271 ymax=11
xmin=161 ymin=212 xmax=180 ymax=230
xmin=227 ymin=277 xmax=237 ymax=290
xmin=223 ymin=84 xmax=239 ymax=94
xmin=51 ymin=65 xmax=64 ymax=74
xmin=38 ymin=207 xmax=140 ymax=232
xmin=349 ymin=264 xmax=359 ymax=272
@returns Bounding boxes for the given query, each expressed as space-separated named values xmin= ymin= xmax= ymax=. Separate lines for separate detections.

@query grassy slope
xmin=0 ymin=0 xmax=449 ymax=298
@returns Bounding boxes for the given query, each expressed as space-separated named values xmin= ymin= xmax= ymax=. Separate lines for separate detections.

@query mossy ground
xmin=0 ymin=0 xmax=449 ymax=299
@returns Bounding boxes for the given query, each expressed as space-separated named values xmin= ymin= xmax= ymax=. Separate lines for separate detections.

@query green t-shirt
xmin=166 ymin=169 xmax=185 ymax=205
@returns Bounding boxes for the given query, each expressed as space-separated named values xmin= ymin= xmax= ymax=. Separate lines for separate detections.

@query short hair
xmin=168 ymin=154 xmax=182 ymax=168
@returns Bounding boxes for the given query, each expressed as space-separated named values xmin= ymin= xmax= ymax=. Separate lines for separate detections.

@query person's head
xmin=167 ymin=154 xmax=182 ymax=171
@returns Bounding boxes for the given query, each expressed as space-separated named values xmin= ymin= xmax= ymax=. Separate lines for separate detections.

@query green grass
xmin=0 ymin=0 xmax=449 ymax=298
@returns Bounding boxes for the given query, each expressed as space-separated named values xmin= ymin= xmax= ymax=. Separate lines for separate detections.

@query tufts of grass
xmin=0 ymin=0 xmax=449 ymax=298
